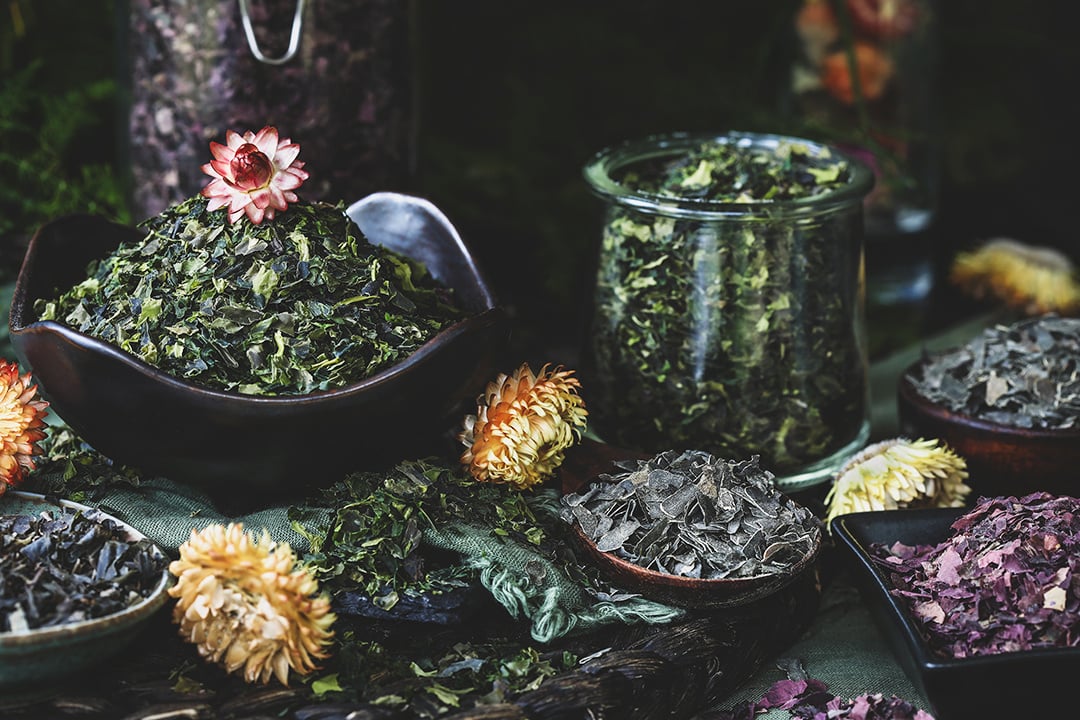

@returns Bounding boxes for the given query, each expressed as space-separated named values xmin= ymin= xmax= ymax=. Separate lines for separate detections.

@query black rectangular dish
xmin=833 ymin=508 xmax=1080 ymax=720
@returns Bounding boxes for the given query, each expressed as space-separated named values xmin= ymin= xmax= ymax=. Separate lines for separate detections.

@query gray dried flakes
xmin=560 ymin=450 xmax=821 ymax=579
xmin=908 ymin=315 xmax=1080 ymax=429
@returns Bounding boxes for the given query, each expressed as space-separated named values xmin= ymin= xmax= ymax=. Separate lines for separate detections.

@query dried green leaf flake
xmin=36 ymin=196 xmax=464 ymax=395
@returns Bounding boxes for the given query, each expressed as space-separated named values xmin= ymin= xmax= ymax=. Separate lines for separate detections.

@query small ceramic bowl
xmin=560 ymin=440 xmax=822 ymax=609
xmin=897 ymin=358 xmax=1080 ymax=497
xmin=8 ymin=193 xmax=509 ymax=507
xmin=0 ymin=492 xmax=171 ymax=692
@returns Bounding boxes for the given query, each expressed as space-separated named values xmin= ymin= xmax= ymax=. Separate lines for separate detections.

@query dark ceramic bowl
xmin=0 ymin=492 xmax=171 ymax=693
xmin=897 ymin=358 xmax=1080 ymax=498
xmin=560 ymin=440 xmax=822 ymax=609
xmin=8 ymin=193 xmax=509 ymax=507
xmin=833 ymin=508 xmax=1080 ymax=720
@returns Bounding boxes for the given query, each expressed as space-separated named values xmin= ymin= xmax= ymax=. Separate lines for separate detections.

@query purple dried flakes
xmin=709 ymin=677 xmax=934 ymax=720
xmin=869 ymin=492 xmax=1080 ymax=659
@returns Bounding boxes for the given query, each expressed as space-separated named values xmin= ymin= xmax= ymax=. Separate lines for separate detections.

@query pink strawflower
xmin=201 ymin=126 xmax=309 ymax=225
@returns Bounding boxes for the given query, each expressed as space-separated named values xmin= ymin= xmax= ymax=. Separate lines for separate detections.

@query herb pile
xmin=870 ymin=493 xmax=1080 ymax=659
xmin=1 ymin=510 xmax=166 ymax=632
xmin=561 ymin=450 xmax=821 ymax=579
xmin=293 ymin=460 xmax=543 ymax=611
xmin=326 ymin=635 xmax=577 ymax=713
xmin=36 ymin=196 xmax=462 ymax=395
xmin=587 ymin=138 xmax=867 ymax=475
xmin=612 ymin=138 xmax=854 ymax=202
xmin=906 ymin=314 xmax=1080 ymax=430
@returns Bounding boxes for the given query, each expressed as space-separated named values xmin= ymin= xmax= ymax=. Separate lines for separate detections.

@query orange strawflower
xmin=201 ymin=126 xmax=309 ymax=225
xmin=168 ymin=523 xmax=335 ymax=686
xmin=0 ymin=359 xmax=49 ymax=495
xmin=459 ymin=363 xmax=588 ymax=491
xmin=821 ymin=41 xmax=894 ymax=104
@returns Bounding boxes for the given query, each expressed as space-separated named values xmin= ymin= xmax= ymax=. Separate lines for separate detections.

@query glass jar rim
xmin=582 ymin=131 xmax=875 ymax=220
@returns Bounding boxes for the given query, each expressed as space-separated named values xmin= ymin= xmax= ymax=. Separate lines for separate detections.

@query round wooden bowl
xmin=560 ymin=440 xmax=822 ymax=609
xmin=897 ymin=358 xmax=1080 ymax=498
xmin=569 ymin=521 xmax=821 ymax=609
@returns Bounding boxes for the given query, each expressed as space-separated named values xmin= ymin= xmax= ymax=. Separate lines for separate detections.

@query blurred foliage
xmin=0 ymin=0 xmax=129 ymax=263
xmin=0 ymin=62 xmax=130 ymax=239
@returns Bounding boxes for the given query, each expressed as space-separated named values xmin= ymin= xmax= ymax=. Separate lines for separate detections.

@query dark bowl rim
xmin=0 ymin=491 xmax=172 ymax=648
xmin=8 ymin=213 xmax=507 ymax=406
xmin=898 ymin=357 xmax=1080 ymax=441
xmin=832 ymin=507 xmax=1080 ymax=673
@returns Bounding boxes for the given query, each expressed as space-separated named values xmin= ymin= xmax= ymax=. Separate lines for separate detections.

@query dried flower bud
xmin=459 ymin=363 xmax=588 ymax=491
xmin=0 ymin=359 xmax=49 ymax=495
xmin=201 ymin=126 xmax=309 ymax=225
xmin=168 ymin=523 xmax=334 ymax=685
xmin=825 ymin=437 xmax=970 ymax=526
xmin=949 ymin=238 xmax=1080 ymax=316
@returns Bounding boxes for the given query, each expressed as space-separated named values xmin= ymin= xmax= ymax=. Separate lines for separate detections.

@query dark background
xmin=3 ymin=0 xmax=1076 ymax=363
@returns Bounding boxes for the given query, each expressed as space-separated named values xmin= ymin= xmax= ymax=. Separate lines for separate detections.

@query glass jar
xmin=582 ymin=132 xmax=874 ymax=490
xmin=124 ymin=0 xmax=413 ymax=221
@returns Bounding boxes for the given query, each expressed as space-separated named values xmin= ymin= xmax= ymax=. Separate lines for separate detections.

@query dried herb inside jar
xmin=560 ymin=450 xmax=821 ymax=580
xmin=36 ymin=196 xmax=463 ymax=395
xmin=1 ymin=510 xmax=166 ymax=632
xmin=585 ymin=137 xmax=868 ymax=474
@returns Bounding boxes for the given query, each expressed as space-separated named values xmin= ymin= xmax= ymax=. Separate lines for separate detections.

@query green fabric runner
xmin=424 ymin=519 xmax=684 ymax=643
xmin=64 ymin=476 xmax=326 ymax=554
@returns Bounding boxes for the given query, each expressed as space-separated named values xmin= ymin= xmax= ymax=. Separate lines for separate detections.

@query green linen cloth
xmin=714 ymin=579 xmax=933 ymax=716
xmin=425 ymin=516 xmax=683 ymax=643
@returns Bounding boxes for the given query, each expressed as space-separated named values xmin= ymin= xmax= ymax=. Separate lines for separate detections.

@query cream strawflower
xmin=459 ymin=363 xmax=588 ymax=491
xmin=950 ymin=238 xmax=1080 ymax=316
xmin=824 ymin=437 xmax=971 ymax=527
xmin=201 ymin=126 xmax=309 ymax=225
xmin=0 ymin=359 xmax=49 ymax=496
xmin=168 ymin=523 xmax=334 ymax=685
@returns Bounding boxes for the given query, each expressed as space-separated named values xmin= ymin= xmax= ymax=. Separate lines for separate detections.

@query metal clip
xmin=238 ymin=0 xmax=306 ymax=65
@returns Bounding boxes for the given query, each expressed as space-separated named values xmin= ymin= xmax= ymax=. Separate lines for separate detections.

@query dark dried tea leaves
xmin=869 ymin=492 xmax=1080 ymax=659
xmin=561 ymin=450 xmax=820 ymax=580
xmin=36 ymin=196 xmax=463 ymax=395
xmin=907 ymin=315 xmax=1080 ymax=429
xmin=1 ymin=510 xmax=166 ymax=632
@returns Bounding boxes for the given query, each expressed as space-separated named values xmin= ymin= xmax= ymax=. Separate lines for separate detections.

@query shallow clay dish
xmin=560 ymin=440 xmax=822 ymax=609
xmin=0 ymin=492 xmax=171 ymax=692
xmin=8 ymin=193 xmax=509 ymax=507
xmin=897 ymin=358 xmax=1080 ymax=497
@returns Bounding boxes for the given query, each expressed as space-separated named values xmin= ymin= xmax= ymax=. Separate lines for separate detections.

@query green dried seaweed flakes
xmin=293 ymin=460 xmax=546 ymax=610
xmin=36 ymin=196 xmax=463 ymax=395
